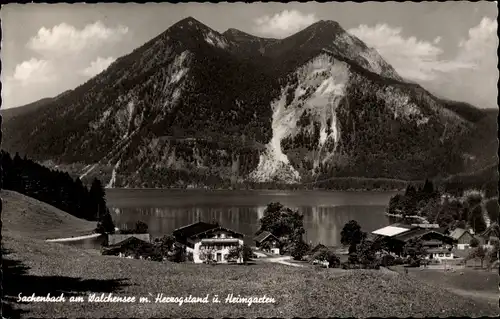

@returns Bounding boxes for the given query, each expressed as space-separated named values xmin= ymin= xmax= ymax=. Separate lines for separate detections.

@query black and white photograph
xmin=1 ymin=1 xmax=498 ymax=318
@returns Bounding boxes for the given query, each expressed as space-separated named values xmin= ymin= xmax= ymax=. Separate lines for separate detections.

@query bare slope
xmin=1 ymin=190 xmax=96 ymax=239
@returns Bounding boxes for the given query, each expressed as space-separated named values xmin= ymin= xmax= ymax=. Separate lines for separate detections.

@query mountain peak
xmin=169 ymin=16 xmax=212 ymax=33
xmin=305 ymin=19 xmax=344 ymax=33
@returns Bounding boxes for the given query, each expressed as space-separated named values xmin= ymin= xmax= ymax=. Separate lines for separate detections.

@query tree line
xmin=387 ymin=179 xmax=498 ymax=234
xmin=0 ymin=150 xmax=115 ymax=233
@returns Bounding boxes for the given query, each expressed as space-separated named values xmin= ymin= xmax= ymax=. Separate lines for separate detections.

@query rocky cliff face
xmin=2 ymin=17 xmax=491 ymax=188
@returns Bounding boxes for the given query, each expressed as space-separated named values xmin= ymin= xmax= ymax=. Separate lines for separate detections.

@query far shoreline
xmin=105 ymin=187 xmax=403 ymax=193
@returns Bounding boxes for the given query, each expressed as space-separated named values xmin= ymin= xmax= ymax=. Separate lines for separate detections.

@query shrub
xmin=379 ymin=254 xmax=396 ymax=267
xmin=469 ymin=237 xmax=480 ymax=248
xmin=135 ymin=221 xmax=149 ymax=234
xmin=311 ymin=249 xmax=341 ymax=268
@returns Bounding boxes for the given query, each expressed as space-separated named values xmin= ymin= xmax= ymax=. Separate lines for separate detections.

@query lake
xmin=106 ymin=189 xmax=397 ymax=247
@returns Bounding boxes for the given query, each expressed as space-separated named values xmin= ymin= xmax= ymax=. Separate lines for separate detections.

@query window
xmin=438 ymin=253 xmax=444 ymax=257
xmin=445 ymin=253 xmax=450 ymax=257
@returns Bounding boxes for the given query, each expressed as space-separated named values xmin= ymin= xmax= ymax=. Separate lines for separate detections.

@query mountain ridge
xmin=2 ymin=17 xmax=496 ymax=189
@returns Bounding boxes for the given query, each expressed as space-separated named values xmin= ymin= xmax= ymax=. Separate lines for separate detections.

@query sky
xmin=1 ymin=2 xmax=498 ymax=109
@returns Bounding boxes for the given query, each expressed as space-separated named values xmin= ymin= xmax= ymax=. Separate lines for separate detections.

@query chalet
xmin=479 ymin=223 xmax=499 ymax=248
xmin=372 ymin=223 xmax=456 ymax=259
xmin=173 ymin=222 xmax=244 ymax=264
xmin=106 ymin=233 xmax=151 ymax=246
xmin=449 ymin=228 xmax=475 ymax=250
xmin=254 ymin=231 xmax=280 ymax=255
xmin=102 ymin=236 xmax=154 ymax=259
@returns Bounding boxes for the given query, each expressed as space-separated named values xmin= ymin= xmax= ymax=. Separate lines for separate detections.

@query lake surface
xmin=106 ymin=189 xmax=397 ymax=247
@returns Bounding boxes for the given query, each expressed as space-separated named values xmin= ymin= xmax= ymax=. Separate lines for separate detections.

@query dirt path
xmin=264 ymin=256 xmax=305 ymax=267
xmin=46 ymin=233 xmax=102 ymax=242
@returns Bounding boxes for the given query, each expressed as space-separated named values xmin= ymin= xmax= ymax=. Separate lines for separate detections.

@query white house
xmin=173 ymin=222 xmax=244 ymax=264
xmin=425 ymin=248 xmax=454 ymax=261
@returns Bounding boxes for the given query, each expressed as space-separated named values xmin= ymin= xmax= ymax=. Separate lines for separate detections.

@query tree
xmin=258 ymin=202 xmax=305 ymax=252
xmin=356 ymin=239 xmax=378 ymax=267
xmin=469 ymin=237 xmax=480 ymax=248
xmin=170 ymin=242 xmax=186 ymax=263
xmin=340 ymin=220 xmax=366 ymax=253
xmin=154 ymin=235 xmax=176 ymax=258
xmin=290 ymin=239 xmax=309 ymax=261
xmin=403 ymin=239 xmax=427 ymax=262
xmin=468 ymin=205 xmax=486 ymax=234
xmin=422 ymin=179 xmax=435 ymax=197
xmin=405 ymin=184 xmax=417 ymax=198
xmin=486 ymin=240 xmax=499 ymax=270
xmin=95 ymin=209 xmax=115 ymax=234
xmin=467 ymin=246 xmax=487 ymax=268
xmin=135 ymin=221 xmax=149 ymax=234
xmin=89 ymin=178 xmax=106 ymax=220
xmin=228 ymin=244 xmax=253 ymax=264
xmin=387 ymin=194 xmax=404 ymax=215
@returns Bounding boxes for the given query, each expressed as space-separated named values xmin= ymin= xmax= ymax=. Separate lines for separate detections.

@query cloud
xmin=254 ymin=10 xmax=318 ymax=38
xmin=3 ymin=21 xmax=128 ymax=109
xmin=79 ymin=56 xmax=116 ymax=77
xmin=27 ymin=21 xmax=128 ymax=57
xmin=348 ymin=17 xmax=498 ymax=108
xmin=12 ymin=58 xmax=55 ymax=85
xmin=348 ymin=24 xmax=474 ymax=82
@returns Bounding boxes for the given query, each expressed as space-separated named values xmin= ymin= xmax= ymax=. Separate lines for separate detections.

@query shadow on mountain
xmin=1 ymin=246 xmax=130 ymax=317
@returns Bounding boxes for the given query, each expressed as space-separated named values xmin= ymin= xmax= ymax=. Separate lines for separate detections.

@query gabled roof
xmin=108 ymin=233 xmax=151 ymax=246
xmin=372 ymin=224 xmax=413 ymax=237
xmin=193 ymin=226 xmax=244 ymax=239
xmin=392 ymin=228 xmax=455 ymax=243
xmin=449 ymin=228 xmax=470 ymax=240
xmin=108 ymin=236 xmax=153 ymax=248
xmin=173 ymin=222 xmax=219 ymax=239
xmin=254 ymin=231 xmax=279 ymax=243
xmin=480 ymin=223 xmax=499 ymax=239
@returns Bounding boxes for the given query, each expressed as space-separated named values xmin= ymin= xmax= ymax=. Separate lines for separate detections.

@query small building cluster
xmin=101 ymin=222 xmax=248 ymax=263
xmin=372 ymin=221 xmax=499 ymax=263
xmin=173 ymin=222 xmax=244 ymax=263
xmin=372 ymin=223 xmax=456 ymax=261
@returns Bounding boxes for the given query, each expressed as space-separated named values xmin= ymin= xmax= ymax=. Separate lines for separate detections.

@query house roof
xmin=372 ymin=224 xmax=413 ymax=237
xmin=173 ymin=222 xmax=219 ymax=239
xmin=449 ymin=228 xmax=470 ymax=240
xmin=422 ymin=240 xmax=445 ymax=246
xmin=254 ymin=231 xmax=279 ymax=243
xmin=108 ymin=233 xmax=151 ymax=246
xmin=480 ymin=223 xmax=499 ymax=238
xmin=108 ymin=236 xmax=153 ymax=248
xmin=392 ymin=228 xmax=455 ymax=243
xmin=193 ymin=226 xmax=244 ymax=239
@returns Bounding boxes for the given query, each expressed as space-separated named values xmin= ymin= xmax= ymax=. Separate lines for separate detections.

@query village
xmin=99 ymin=207 xmax=499 ymax=272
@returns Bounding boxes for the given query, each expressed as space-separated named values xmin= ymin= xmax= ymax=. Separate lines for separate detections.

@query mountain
xmin=2 ymin=17 xmax=496 ymax=188
xmin=1 ymin=97 xmax=54 ymax=122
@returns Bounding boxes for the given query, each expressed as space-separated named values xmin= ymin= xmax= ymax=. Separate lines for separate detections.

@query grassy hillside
xmin=2 ymin=190 xmax=498 ymax=317
xmin=3 ymin=233 xmax=497 ymax=318
xmin=1 ymin=190 xmax=96 ymax=239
